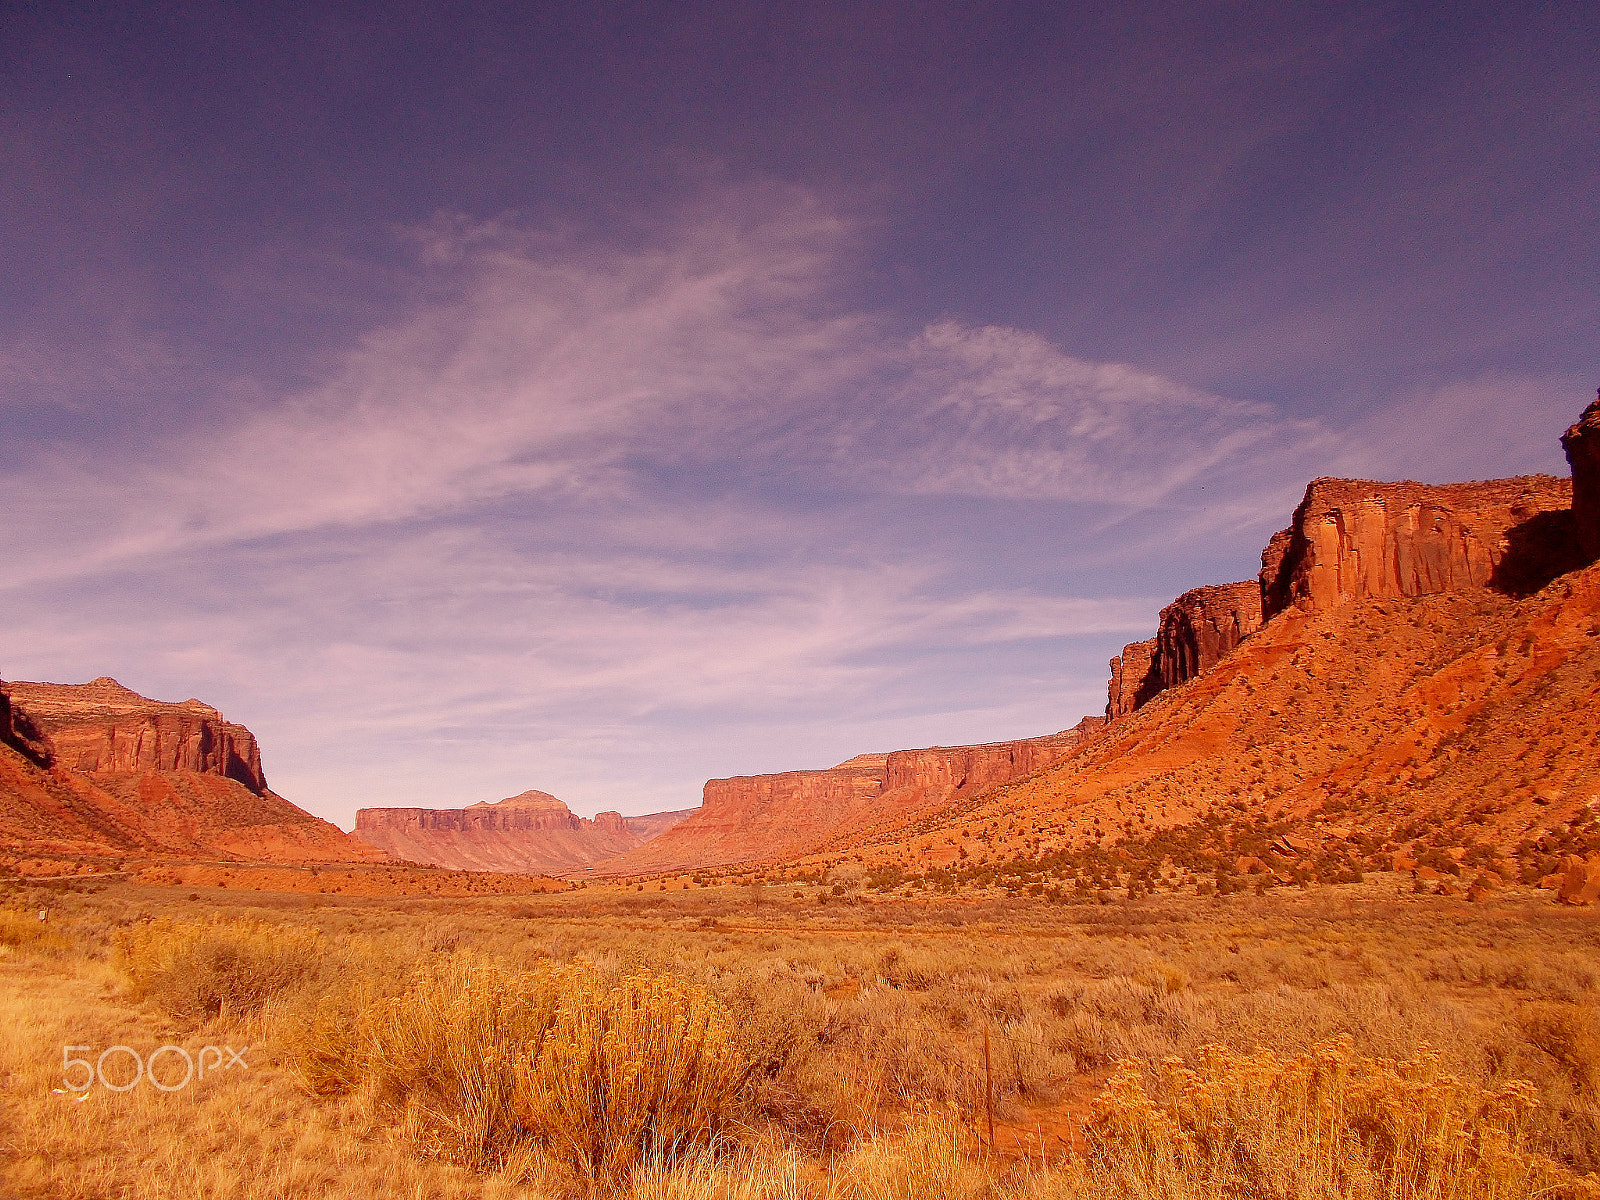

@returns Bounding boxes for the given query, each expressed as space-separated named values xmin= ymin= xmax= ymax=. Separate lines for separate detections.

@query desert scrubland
xmin=2 ymin=877 xmax=1597 ymax=1200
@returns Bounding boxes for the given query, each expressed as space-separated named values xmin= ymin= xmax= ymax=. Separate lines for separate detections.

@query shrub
xmin=284 ymin=953 xmax=747 ymax=1178
xmin=356 ymin=951 xmax=567 ymax=1167
xmin=513 ymin=967 xmax=747 ymax=1182
xmin=280 ymin=950 xmax=568 ymax=1167
xmin=113 ymin=917 xmax=322 ymax=1021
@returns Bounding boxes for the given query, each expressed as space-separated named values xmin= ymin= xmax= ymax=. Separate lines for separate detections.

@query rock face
xmin=601 ymin=727 xmax=1094 ymax=874
xmin=841 ymin=536 xmax=1600 ymax=888
xmin=353 ymin=791 xmax=691 ymax=876
xmin=884 ymin=731 xmax=1084 ymax=792
xmin=1564 ymin=392 xmax=1600 ymax=562
xmin=7 ymin=677 xmax=267 ymax=791
xmin=0 ymin=679 xmax=54 ymax=768
xmin=835 ymin=405 xmax=1600 ymax=885
xmin=1106 ymin=441 xmax=1590 ymax=726
xmin=0 ymin=677 xmax=386 ymax=864
xmin=1154 ymin=582 xmax=1264 ymax=691
xmin=678 ymin=760 xmax=890 ymax=863
xmin=1106 ymin=639 xmax=1158 ymax=720
xmin=1260 ymin=476 xmax=1573 ymax=621
xmin=1104 ymin=582 xmax=1263 ymax=720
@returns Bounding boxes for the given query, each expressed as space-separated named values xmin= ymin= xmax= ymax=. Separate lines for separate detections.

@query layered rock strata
xmin=820 ymin=398 xmax=1600 ymax=884
xmin=354 ymin=791 xmax=691 ymax=876
xmin=1154 ymin=582 xmax=1264 ymax=690
xmin=885 ymin=730 xmax=1085 ymax=792
xmin=7 ymin=677 xmax=268 ymax=791
xmin=1105 ymin=457 xmax=1582 ymax=726
xmin=600 ymin=727 xmax=1095 ymax=873
xmin=1260 ymin=476 xmax=1573 ymax=620
xmin=1564 ymin=392 xmax=1600 ymax=562
xmin=1106 ymin=639 xmax=1158 ymax=720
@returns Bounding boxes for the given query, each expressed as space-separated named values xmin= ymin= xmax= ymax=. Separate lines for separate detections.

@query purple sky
xmin=3 ymin=3 xmax=1596 ymax=826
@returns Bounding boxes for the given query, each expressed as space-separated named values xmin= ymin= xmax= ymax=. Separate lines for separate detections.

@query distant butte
xmin=353 ymin=792 xmax=693 ymax=876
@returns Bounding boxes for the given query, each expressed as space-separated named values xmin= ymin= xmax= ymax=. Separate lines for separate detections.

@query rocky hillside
xmin=0 ymin=678 xmax=385 ymax=866
xmin=353 ymin=791 xmax=692 ymax=876
xmin=600 ymin=723 xmax=1101 ymax=874
xmin=795 ymin=399 xmax=1600 ymax=898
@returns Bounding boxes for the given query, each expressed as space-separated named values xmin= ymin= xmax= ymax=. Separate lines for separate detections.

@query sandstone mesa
xmin=0 ymin=676 xmax=383 ymax=869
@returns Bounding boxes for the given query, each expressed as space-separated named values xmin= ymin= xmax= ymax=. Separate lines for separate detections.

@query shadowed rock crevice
xmin=0 ymin=680 xmax=55 ymax=769
xmin=1487 ymin=509 xmax=1588 ymax=597
xmin=1564 ymin=392 xmax=1600 ymax=563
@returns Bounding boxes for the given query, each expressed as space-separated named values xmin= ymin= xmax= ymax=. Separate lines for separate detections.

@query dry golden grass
xmin=316 ymin=950 xmax=566 ymax=1167
xmin=0 ymin=906 xmax=68 ymax=954
xmin=1053 ymin=1038 xmax=1598 ymax=1200
xmin=2 ymin=878 xmax=1599 ymax=1199
xmin=0 ymin=945 xmax=535 ymax=1200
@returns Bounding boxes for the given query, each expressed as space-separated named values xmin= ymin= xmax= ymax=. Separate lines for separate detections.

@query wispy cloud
xmin=0 ymin=189 xmax=1309 ymax=580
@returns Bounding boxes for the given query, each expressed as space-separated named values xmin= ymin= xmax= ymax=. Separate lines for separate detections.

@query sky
xmin=2 ymin=2 xmax=1596 ymax=827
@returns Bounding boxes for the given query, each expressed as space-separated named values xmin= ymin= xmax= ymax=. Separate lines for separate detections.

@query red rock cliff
xmin=1104 ymin=582 xmax=1263 ymax=722
xmin=1564 ymin=392 xmax=1600 ymax=562
xmin=361 ymin=790 xmax=581 ymax=834
xmin=0 ymin=679 xmax=54 ymax=768
xmin=884 ymin=730 xmax=1082 ymax=792
xmin=7 ymin=677 xmax=268 ymax=792
xmin=1154 ymin=582 xmax=1263 ymax=690
xmin=1260 ymin=476 xmax=1573 ymax=621
xmin=693 ymin=761 xmax=889 ymax=847
xmin=1106 ymin=639 xmax=1158 ymax=720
